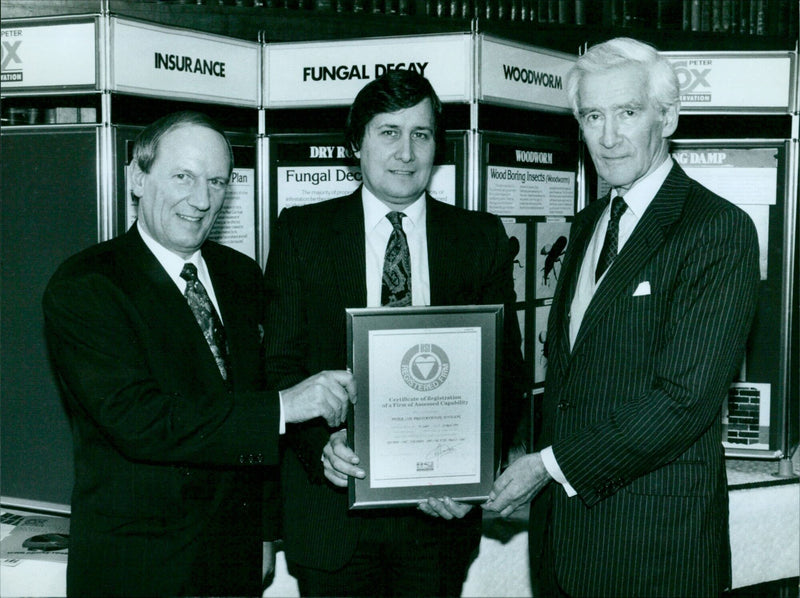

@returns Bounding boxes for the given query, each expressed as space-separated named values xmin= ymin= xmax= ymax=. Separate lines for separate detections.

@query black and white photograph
xmin=2 ymin=2 xmax=797 ymax=597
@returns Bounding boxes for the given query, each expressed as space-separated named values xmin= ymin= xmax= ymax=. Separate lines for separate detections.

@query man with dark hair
xmin=43 ymin=110 xmax=356 ymax=597
xmin=343 ymin=69 xmax=447 ymax=164
xmin=482 ymin=38 xmax=759 ymax=597
xmin=264 ymin=70 xmax=528 ymax=596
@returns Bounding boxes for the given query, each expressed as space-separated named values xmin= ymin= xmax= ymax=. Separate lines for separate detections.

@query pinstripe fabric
xmin=531 ymin=164 xmax=760 ymax=597
xmin=263 ymin=189 xmax=528 ymax=575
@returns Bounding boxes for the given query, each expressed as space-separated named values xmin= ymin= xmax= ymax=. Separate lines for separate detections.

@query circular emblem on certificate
xmin=400 ymin=343 xmax=450 ymax=391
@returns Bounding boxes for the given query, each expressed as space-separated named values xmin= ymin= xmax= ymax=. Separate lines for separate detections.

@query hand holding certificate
xmin=346 ymin=305 xmax=503 ymax=509
xmin=322 ymin=429 xmax=365 ymax=487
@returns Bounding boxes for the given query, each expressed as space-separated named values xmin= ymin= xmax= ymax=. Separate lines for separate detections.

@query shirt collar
xmin=362 ymin=186 xmax=426 ymax=232
xmin=136 ymin=222 xmax=203 ymax=280
xmin=612 ymin=156 xmax=673 ymax=219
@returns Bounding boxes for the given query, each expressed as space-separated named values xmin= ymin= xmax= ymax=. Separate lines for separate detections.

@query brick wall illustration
xmin=725 ymin=386 xmax=761 ymax=445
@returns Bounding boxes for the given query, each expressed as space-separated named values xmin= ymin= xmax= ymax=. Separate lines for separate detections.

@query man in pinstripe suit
xmin=482 ymin=38 xmax=760 ymax=597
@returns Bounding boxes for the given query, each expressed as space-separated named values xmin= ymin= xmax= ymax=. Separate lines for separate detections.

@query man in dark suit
xmin=263 ymin=70 xmax=528 ymax=596
xmin=43 ymin=111 xmax=356 ymax=597
xmin=482 ymin=38 xmax=760 ymax=597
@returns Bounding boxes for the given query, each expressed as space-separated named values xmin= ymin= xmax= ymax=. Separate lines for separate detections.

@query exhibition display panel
xmin=261 ymin=33 xmax=578 ymax=452
xmin=666 ymin=50 xmax=798 ymax=462
xmin=1 ymin=15 xmax=261 ymax=511
xmin=1 ymin=11 xmax=798 ymax=594
xmin=3 ymin=11 xmax=796 ymax=492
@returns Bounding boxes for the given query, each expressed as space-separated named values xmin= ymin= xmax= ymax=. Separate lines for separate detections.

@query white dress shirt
xmin=362 ymin=187 xmax=431 ymax=307
xmin=542 ymin=157 xmax=673 ymax=497
xmin=138 ymin=222 xmax=222 ymax=318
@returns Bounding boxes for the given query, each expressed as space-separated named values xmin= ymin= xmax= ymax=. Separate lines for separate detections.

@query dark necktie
xmin=180 ymin=263 xmax=229 ymax=380
xmin=595 ymin=195 xmax=628 ymax=282
xmin=381 ymin=211 xmax=412 ymax=307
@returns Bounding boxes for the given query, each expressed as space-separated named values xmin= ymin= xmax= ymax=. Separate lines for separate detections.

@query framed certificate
xmin=346 ymin=305 xmax=503 ymax=509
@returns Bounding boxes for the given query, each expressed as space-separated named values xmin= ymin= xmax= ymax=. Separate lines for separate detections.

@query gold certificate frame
xmin=346 ymin=305 xmax=502 ymax=509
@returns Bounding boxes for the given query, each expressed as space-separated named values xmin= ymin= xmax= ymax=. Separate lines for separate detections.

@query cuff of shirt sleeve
xmin=541 ymin=446 xmax=577 ymax=497
xmin=278 ymin=391 xmax=286 ymax=435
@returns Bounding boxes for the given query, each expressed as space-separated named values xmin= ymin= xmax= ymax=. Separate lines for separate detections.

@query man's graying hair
xmin=565 ymin=37 xmax=680 ymax=117
xmin=131 ymin=111 xmax=234 ymax=176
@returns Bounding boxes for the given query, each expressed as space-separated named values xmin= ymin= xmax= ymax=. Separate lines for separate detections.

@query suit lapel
xmin=121 ymin=227 xmax=229 ymax=388
xmin=119 ymin=228 xmax=190 ymax=318
xmin=571 ymin=165 xmax=688 ymax=355
xmin=329 ymin=190 xmax=368 ymax=307
xmin=206 ymin=251 xmax=235 ymax=327
xmin=426 ymin=197 xmax=456 ymax=306
xmin=204 ymin=247 xmax=244 ymax=357
xmin=548 ymin=195 xmax=608 ymax=376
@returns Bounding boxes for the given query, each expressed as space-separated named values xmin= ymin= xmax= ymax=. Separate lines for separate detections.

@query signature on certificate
xmin=427 ymin=443 xmax=459 ymax=460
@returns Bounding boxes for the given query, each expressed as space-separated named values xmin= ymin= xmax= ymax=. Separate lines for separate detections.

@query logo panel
xmin=400 ymin=343 xmax=450 ymax=392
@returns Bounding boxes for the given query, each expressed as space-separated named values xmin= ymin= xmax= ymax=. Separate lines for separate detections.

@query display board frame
xmin=669 ymin=138 xmax=795 ymax=459
xmin=0 ymin=127 xmax=102 ymax=513
xmin=108 ymin=16 xmax=260 ymax=107
xmin=479 ymin=131 xmax=579 ymax=389
xmin=0 ymin=16 xmax=100 ymax=94
xmin=663 ymin=51 xmax=796 ymax=114
xmin=263 ymin=33 xmax=473 ymax=108
xmin=477 ymin=35 xmax=575 ymax=114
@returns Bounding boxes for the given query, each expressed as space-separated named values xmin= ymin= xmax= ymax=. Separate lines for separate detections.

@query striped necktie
xmin=595 ymin=196 xmax=628 ymax=282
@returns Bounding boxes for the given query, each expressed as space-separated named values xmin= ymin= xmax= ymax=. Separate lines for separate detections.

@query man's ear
xmin=129 ymin=162 xmax=145 ymax=198
xmin=662 ymin=103 xmax=680 ymax=138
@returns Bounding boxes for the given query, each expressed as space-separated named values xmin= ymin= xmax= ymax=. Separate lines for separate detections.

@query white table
xmin=3 ymin=458 xmax=797 ymax=597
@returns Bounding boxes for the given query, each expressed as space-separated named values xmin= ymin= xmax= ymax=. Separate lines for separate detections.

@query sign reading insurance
xmin=264 ymin=34 xmax=472 ymax=107
xmin=110 ymin=17 xmax=259 ymax=106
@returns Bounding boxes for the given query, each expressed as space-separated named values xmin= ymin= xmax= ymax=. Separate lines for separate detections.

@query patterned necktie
xmin=595 ymin=195 xmax=628 ymax=282
xmin=180 ymin=263 xmax=229 ymax=380
xmin=381 ymin=211 xmax=412 ymax=307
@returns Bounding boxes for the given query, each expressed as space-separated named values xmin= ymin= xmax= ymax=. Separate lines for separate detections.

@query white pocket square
xmin=633 ymin=281 xmax=651 ymax=297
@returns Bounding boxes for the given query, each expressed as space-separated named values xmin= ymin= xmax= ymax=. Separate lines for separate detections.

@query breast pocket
xmin=618 ymin=279 xmax=660 ymax=311
xmin=603 ymin=290 xmax=663 ymax=364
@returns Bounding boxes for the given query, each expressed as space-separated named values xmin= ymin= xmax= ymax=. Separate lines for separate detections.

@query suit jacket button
xmin=558 ymin=401 xmax=571 ymax=411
